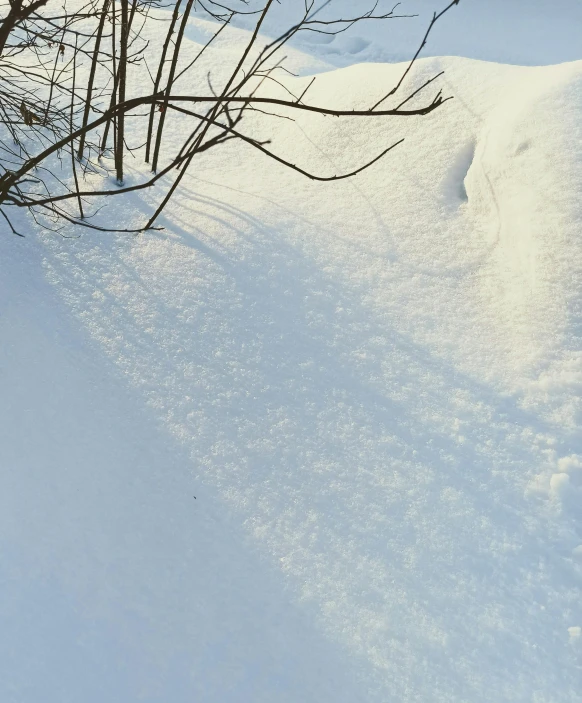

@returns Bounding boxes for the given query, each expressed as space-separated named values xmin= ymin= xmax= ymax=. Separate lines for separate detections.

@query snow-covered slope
xmin=230 ymin=0 xmax=582 ymax=67
xmin=2 ymin=2 xmax=582 ymax=702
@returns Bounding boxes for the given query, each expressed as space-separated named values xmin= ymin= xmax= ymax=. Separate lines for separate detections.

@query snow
xmin=2 ymin=1 xmax=582 ymax=701
xmin=229 ymin=0 xmax=582 ymax=68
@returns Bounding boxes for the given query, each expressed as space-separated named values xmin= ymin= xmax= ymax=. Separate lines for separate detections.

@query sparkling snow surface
xmin=1 ymin=2 xmax=582 ymax=701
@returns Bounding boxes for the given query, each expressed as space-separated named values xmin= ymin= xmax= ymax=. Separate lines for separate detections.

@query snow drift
xmin=1 ymin=4 xmax=582 ymax=702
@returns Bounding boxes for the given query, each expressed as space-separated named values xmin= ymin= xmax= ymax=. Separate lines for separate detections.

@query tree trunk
xmin=78 ymin=0 xmax=110 ymax=159
xmin=100 ymin=0 xmax=117 ymax=155
xmin=145 ymin=0 xmax=182 ymax=163
xmin=151 ymin=0 xmax=195 ymax=173
xmin=70 ymin=34 xmax=84 ymax=219
xmin=115 ymin=0 xmax=129 ymax=183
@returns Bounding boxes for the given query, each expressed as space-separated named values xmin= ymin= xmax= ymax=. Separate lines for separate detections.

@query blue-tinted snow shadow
xmin=153 ymin=186 xmax=582 ymax=699
xmin=21 ymin=175 xmax=582 ymax=701
xmin=0 ymin=236 xmax=372 ymax=703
